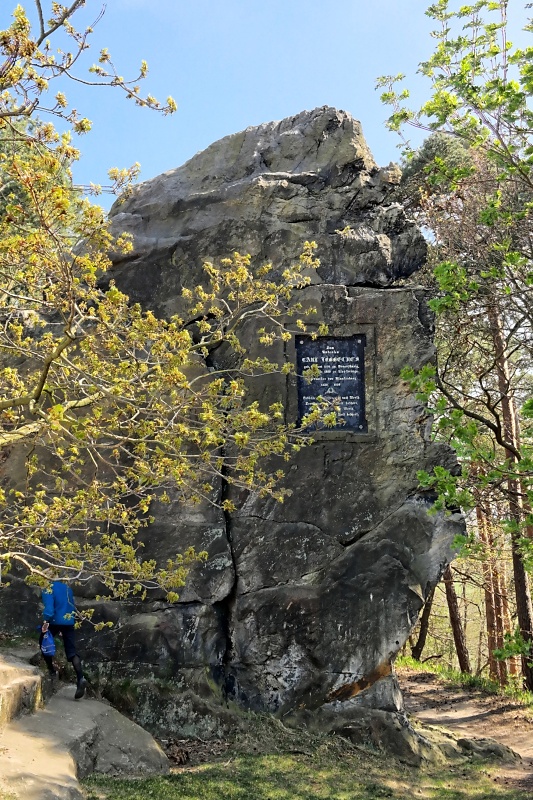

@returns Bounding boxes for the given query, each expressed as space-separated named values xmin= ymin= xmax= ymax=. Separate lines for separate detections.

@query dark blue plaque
xmin=296 ymin=336 xmax=367 ymax=432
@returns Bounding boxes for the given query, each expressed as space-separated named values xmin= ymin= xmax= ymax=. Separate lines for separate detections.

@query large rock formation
xmin=108 ymin=107 xmax=425 ymax=314
xmin=0 ymin=108 xmax=463 ymax=737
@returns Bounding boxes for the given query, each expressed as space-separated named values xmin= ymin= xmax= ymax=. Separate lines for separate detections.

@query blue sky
xmin=16 ymin=1 xmax=531 ymax=208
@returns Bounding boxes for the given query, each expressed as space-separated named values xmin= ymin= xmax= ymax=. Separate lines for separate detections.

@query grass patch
xmin=84 ymin=750 xmax=525 ymax=800
xmin=396 ymin=655 xmax=533 ymax=708
xmin=83 ymin=715 xmax=526 ymax=800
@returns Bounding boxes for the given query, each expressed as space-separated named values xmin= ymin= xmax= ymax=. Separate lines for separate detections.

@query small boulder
xmin=457 ymin=737 xmax=521 ymax=763
xmin=334 ymin=709 xmax=445 ymax=766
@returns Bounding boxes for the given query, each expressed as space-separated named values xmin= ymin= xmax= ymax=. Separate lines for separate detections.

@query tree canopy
xmin=0 ymin=3 xmax=331 ymax=612
xmin=379 ymin=0 xmax=533 ymax=687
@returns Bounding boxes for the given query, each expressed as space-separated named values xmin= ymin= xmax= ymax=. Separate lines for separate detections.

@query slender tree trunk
xmin=476 ymin=504 xmax=502 ymax=683
xmin=498 ymin=559 xmax=520 ymax=677
xmin=411 ymin=588 xmax=435 ymax=662
xmin=485 ymin=510 xmax=513 ymax=684
xmin=492 ymin=562 xmax=509 ymax=685
xmin=443 ymin=565 xmax=472 ymax=673
xmin=487 ymin=305 xmax=533 ymax=691
xmin=462 ymin=577 xmax=468 ymax=634
xmin=477 ymin=626 xmax=484 ymax=676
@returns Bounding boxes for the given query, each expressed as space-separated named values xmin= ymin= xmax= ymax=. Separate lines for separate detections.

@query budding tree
xmin=378 ymin=0 xmax=533 ymax=687
xmin=0 ymin=3 xmax=330 ymax=611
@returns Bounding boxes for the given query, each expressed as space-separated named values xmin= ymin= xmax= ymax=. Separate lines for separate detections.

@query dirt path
xmin=398 ymin=667 xmax=533 ymax=793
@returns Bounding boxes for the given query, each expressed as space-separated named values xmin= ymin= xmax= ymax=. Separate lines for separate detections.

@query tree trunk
xmin=443 ymin=564 xmax=472 ymax=673
xmin=498 ymin=558 xmax=520 ymax=677
xmin=411 ymin=588 xmax=435 ymax=662
xmin=476 ymin=504 xmax=502 ymax=683
xmin=487 ymin=305 xmax=533 ymax=691
xmin=485 ymin=509 xmax=515 ymax=683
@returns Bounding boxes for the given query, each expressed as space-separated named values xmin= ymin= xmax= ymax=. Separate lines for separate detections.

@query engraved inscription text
xmin=296 ymin=336 xmax=367 ymax=432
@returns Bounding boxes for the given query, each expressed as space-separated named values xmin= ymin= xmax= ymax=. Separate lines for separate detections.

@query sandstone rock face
xmin=109 ymin=107 xmax=426 ymax=318
xmin=0 ymin=108 xmax=463 ymax=737
xmin=90 ymin=107 xmax=462 ymax=734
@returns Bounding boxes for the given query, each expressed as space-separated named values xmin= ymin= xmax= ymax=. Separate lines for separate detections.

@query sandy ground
xmin=398 ymin=667 xmax=533 ymax=794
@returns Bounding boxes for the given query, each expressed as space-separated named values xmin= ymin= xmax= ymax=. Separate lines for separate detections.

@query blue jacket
xmin=42 ymin=581 xmax=76 ymax=626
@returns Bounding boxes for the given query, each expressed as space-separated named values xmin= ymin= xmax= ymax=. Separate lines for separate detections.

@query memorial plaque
xmin=296 ymin=336 xmax=367 ymax=432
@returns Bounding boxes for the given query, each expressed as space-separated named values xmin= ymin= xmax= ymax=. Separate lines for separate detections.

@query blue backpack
xmin=40 ymin=630 xmax=56 ymax=657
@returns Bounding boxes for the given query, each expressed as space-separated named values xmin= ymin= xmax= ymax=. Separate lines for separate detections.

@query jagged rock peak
xmin=134 ymin=106 xmax=377 ymax=194
xmin=109 ymin=107 xmax=425 ymax=318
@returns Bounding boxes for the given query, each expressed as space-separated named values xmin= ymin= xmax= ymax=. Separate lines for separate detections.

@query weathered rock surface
xmin=330 ymin=710 xmax=447 ymax=767
xmin=0 ymin=107 xmax=463 ymax=739
xmin=457 ymin=737 xmax=522 ymax=763
xmin=0 ymin=651 xmax=169 ymax=800
xmin=78 ymin=107 xmax=463 ymax=735
xmin=0 ymin=651 xmax=44 ymax=727
xmin=109 ymin=106 xmax=426 ymax=318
